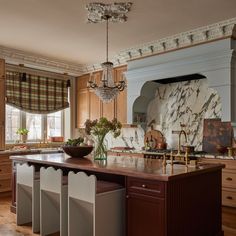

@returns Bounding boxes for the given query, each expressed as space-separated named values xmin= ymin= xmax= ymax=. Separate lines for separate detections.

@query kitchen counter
xmin=0 ymin=148 xmax=63 ymax=156
xmin=9 ymin=152 xmax=224 ymax=181
xmin=109 ymin=148 xmax=236 ymax=160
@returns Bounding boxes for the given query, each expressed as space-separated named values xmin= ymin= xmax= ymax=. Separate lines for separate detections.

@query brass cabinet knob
xmin=226 ymin=196 xmax=233 ymax=200
xmin=226 ymin=177 xmax=233 ymax=181
xmin=141 ymin=184 xmax=147 ymax=188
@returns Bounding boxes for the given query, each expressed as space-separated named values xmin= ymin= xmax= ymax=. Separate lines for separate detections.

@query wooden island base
xmin=10 ymin=153 xmax=224 ymax=236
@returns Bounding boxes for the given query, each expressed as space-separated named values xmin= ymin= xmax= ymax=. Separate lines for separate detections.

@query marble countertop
xmin=0 ymin=147 xmax=63 ymax=156
xmin=9 ymin=153 xmax=225 ymax=181
xmin=108 ymin=148 xmax=236 ymax=160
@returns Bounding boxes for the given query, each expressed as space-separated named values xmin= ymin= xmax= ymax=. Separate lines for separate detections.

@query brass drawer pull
xmin=226 ymin=196 xmax=233 ymax=200
xmin=226 ymin=177 xmax=233 ymax=181
xmin=141 ymin=184 xmax=147 ymax=188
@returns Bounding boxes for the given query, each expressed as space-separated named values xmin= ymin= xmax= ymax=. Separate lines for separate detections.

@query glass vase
xmin=93 ymin=134 xmax=107 ymax=160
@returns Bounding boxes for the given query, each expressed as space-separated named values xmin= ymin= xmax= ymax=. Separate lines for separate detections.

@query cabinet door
xmin=114 ymin=66 xmax=127 ymax=124
xmin=0 ymin=59 xmax=5 ymax=150
xmin=127 ymin=193 xmax=165 ymax=236
xmin=102 ymin=100 xmax=115 ymax=120
xmin=76 ymin=89 xmax=89 ymax=128
xmin=89 ymin=91 xmax=101 ymax=120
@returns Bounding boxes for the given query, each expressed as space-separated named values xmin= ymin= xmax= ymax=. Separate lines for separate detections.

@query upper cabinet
xmin=0 ymin=59 xmax=5 ymax=150
xmin=76 ymin=65 xmax=127 ymax=128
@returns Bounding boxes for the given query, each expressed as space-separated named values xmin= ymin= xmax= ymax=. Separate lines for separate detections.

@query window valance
xmin=6 ymin=71 xmax=69 ymax=114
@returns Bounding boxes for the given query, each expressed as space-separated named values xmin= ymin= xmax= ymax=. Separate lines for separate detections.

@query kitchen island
xmin=10 ymin=153 xmax=224 ymax=236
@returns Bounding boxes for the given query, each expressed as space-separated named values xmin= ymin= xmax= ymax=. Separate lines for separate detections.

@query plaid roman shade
xmin=6 ymin=71 xmax=69 ymax=114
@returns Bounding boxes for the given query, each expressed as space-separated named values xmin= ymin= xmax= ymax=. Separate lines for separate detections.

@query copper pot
xmin=182 ymin=145 xmax=195 ymax=153
xmin=156 ymin=142 xmax=167 ymax=150
xmin=216 ymin=145 xmax=227 ymax=155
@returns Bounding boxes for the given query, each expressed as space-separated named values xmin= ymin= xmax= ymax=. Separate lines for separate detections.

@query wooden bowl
xmin=216 ymin=145 xmax=227 ymax=155
xmin=62 ymin=145 xmax=93 ymax=158
xmin=156 ymin=142 xmax=167 ymax=150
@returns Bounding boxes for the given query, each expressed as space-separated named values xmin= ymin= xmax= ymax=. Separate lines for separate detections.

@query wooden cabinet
xmin=0 ymin=154 xmax=11 ymax=193
xmin=114 ymin=66 xmax=127 ymax=124
xmin=126 ymin=177 xmax=165 ymax=236
xmin=0 ymin=59 xmax=5 ymax=150
xmin=200 ymin=158 xmax=236 ymax=235
xmin=76 ymin=66 xmax=127 ymax=128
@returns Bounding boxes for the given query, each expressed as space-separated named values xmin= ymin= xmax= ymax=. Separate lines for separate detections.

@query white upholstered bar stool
xmin=16 ymin=163 xmax=40 ymax=233
xmin=68 ymin=171 xmax=125 ymax=236
xmin=40 ymin=166 xmax=68 ymax=236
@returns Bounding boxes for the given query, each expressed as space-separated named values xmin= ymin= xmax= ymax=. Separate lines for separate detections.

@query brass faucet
xmin=177 ymin=130 xmax=187 ymax=156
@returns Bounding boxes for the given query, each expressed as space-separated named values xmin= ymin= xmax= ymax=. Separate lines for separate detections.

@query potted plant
xmin=16 ymin=128 xmax=29 ymax=143
xmin=85 ymin=117 xmax=122 ymax=160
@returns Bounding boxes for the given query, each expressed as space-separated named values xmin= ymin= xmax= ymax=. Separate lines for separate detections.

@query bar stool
xmin=68 ymin=171 xmax=125 ymax=236
xmin=40 ymin=166 xmax=68 ymax=236
xmin=16 ymin=163 xmax=40 ymax=233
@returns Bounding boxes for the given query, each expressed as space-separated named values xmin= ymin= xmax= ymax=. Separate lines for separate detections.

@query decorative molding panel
xmin=84 ymin=17 xmax=236 ymax=73
xmin=0 ymin=45 xmax=83 ymax=76
xmin=86 ymin=2 xmax=132 ymax=23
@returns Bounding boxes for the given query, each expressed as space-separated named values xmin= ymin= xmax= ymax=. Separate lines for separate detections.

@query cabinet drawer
xmin=0 ymin=162 xmax=12 ymax=175
xmin=222 ymin=190 xmax=236 ymax=207
xmin=222 ymin=171 xmax=236 ymax=188
xmin=127 ymin=177 xmax=165 ymax=198
xmin=0 ymin=178 xmax=11 ymax=192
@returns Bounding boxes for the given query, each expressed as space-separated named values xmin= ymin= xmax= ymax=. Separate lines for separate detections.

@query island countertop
xmin=10 ymin=153 xmax=224 ymax=181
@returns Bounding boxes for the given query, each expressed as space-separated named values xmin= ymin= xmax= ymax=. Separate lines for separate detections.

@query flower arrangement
xmin=85 ymin=117 xmax=122 ymax=160
xmin=16 ymin=128 xmax=29 ymax=135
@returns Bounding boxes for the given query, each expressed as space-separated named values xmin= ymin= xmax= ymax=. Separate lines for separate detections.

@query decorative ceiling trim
xmin=0 ymin=45 xmax=83 ymax=76
xmin=0 ymin=18 xmax=235 ymax=76
xmin=84 ymin=17 xmax=236 ymax=73
xmin=86 ymin=2 xmax=132 ymax=23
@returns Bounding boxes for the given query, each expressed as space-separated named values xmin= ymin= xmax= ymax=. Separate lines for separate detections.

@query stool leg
xmin=17 ymin=185 xmax=32 ymax=226
xmin=40 ymin=190 xmax=60 ymax=236
xmin=32 ymin=180 xmax=40 ymax=233
xmin=60 ymin=186 xmax=68 ymax=236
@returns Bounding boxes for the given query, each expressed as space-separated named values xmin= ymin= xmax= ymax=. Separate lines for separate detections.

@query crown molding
xmin=0 ymin=18 xmax=235 ymax=76
xmin=0 ymin=45 xmax=83 ymax=76
xmin=84 ymin=17 xmax=236 ymax=73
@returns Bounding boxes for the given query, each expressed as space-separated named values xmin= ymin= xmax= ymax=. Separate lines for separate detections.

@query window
xmin=5 ymin=105 xmax=64 ymax=143
xmin=47 ymin=111 xmax=62 ymax=138
xmin=5 ymin=105 xmax=21 ymax=142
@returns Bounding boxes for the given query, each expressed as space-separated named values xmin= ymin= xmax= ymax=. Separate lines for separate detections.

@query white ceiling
xmin=0 ymin=0 xmax=235 ymax=66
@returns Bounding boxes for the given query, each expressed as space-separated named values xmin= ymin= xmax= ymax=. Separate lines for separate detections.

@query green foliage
xmin=65 ymin=137 xmax=84 ymax=146
xmin=84 ymin=117 xmax=122 ymax=138
xmin=16 ymin=128 xmax=29 ymax=135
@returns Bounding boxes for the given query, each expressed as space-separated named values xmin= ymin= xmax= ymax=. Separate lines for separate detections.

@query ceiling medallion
xmin=86 ymin=2 xmax=131 ymax=103
xmin=86 ymin=2 xmax=132 ymax=23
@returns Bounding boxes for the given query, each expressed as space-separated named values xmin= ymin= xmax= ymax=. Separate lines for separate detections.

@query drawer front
xmin=127 ymin=177 xmax=165 ymax=198
xmin=0 ymin=178 xmax=11 ymax=192
xmin=0 ymin=162 xmax=12 ymax=175
xmin=222 ymin=171 xmax=236 ymax=188
xmin=222 ymin=190 xmax=236 ymax=207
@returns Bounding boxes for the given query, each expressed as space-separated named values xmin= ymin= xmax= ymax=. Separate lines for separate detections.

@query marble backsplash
xmin=146 ymin=79 xmax=222 ymax=150
xmin=76 ymin=79 xmax=222 ymax=151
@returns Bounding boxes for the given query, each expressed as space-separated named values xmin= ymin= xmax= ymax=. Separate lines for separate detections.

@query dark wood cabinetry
xmin=126 ymin=177 xmax=165 ymax=236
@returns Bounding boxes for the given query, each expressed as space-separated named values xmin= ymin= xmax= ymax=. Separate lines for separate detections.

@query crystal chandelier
xmin=87 ymin=14 xmax=126 ymax=103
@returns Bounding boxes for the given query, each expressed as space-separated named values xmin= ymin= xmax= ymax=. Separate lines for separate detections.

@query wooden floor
xmin=1 ymin=194 xmax=236 ymax=236
xmin=0 ymin=194 xmax=59 ymax=236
